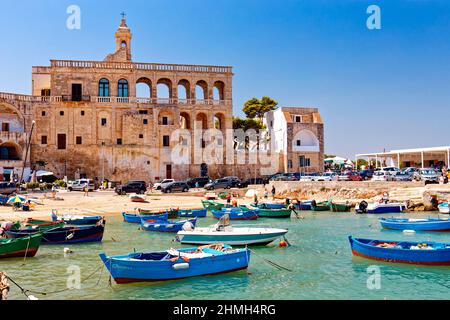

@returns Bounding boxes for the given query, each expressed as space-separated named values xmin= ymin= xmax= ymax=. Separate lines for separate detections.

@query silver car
xmin=415 ymin=168 xmax=440 ymax=183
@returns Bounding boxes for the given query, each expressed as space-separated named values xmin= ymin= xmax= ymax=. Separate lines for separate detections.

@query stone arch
xmin=293 ymin=130 xmax=319 ymax=148
xmin=136 ymin=77 xmax=152 ymax=98
xmin=213 ymin=113 xmax=226 ymax=130
xmin=195 ymin=80 xmax=208 ymax=101
xmin=213 ymin=81 xmax=225 ymax=101
xmin=157 ymin=78 xmax=173 ymax=100
xmin=195 ymin=112 xmax=208 ymax=129
xmin=158 ymin=110 xmax=175 ymax=126
xmin=0 ymin=141 xmax=23 ymax=160
xmin=177 ymin=79 xmax=191 ymax=102
xmin=0 ymin=102 xmax=25 ymax=132
xmin=180 ymin=112 xmax=191 ymax=130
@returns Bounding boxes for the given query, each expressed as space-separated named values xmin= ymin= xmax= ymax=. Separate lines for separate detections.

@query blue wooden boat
xmin=140 ymin=218 xmax=197 ymax=233
xmin=257 ymin=202 xmax=286 ymax=210
xmin=99 ymin=244 xmax=251 ymax=284
xmin=178 ymin=208 xmax=207 ymax=218
xmin=380 ymin=218 xmax=450 ymax=232
xmin=6 ymin=223 xmax=105 ymax=245
xmin=293 ymin=201 xmax=312 ymax=211
xmin=51 ymin=213 xmax=103 ymax=225
xmin=356 ymin=201 xmax=407 ymax=214
xmin=349 ymin=236 xmax=450 ymax=265
xmin=122 ymin=212 xmax=168 ymax=224
xmin=438 ymin=202 xmax=449 ymax=214
xmin=212 ymin=207 xmax=258 ymax=221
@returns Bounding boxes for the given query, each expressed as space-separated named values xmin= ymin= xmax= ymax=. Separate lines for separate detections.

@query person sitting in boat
xmin=253 ymin=193 xmax=259 ymax=205
xmin=380 ymin=192 xmax=389 ymax=204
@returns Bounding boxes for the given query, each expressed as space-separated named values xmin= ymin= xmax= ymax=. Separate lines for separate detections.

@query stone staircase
xmin=388 ymin=187 xmax=425 ymax=202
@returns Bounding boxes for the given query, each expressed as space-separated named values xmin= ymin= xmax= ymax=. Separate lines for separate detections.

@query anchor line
xmin=6 ymin=264 xmax=105 ymax=297
xmin=248 ymin=249 xmax=292 ymax=272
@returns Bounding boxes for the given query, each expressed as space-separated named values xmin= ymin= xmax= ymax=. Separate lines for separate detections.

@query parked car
xmin=161 ymin=181 xmax=190 ymax=193
xmin=204 ymin=177 xmax=240 ymax=190
xmin=237 ymin=178 xmax=266 ymax=188
xmin=372 ymin=171 xmax=389 ymax=182
xmin=153 ymin=179 xmax=175 ymax=190
xmin=349 ymin=172 xmax=364 ymax=181
xmin=272 ymin=173 xmax=299 ymax=181
xmin=68 ymin=179 xmax=95 ymax=192
xmin=313 ymin=172 xmax=337 ymax=182
xmin=359 ymin=169 xmax=374 ymax=180
xmin=415 ymin=168 xmax=440 ymax=184
xmin=337 ymin=172 xmax=351 ymax=181
xmin=115 ymin=181 xmax=147 ymax=195
xmin=186 ymin=177 xmax=211 ymax=188
xmin=0 ymin=182 xmax=18 ymax=195
xmin=401 ymin=167 xmax=420 ymax=177
xmin=381 ymin=167 xmax=400 ymax=176
xmin=392 ymin=172 xmax=412 ymax=182
xmin=300 ymin=173 xmax=318 ymax=182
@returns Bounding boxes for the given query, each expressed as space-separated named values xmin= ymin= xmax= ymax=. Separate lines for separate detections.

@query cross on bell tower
xmin=115 ymin=12 xmax=132 ymax=61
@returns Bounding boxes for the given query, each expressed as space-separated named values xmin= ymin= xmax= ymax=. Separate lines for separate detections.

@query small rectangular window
xmin=1 ymin=123 xmax=10 ymax=132
xmin=41 ymin=89 xmax=51 ymax=97
xmin=101 ymin=118 xmax=107 ymax=126
xmin=139 ymin=110 xmax=148 ymax=115
xmin=162 ymin=117 xmax=168 ymax=125
xmin=81 ymin=110 xmax=85 ymax=116
xmin=288 ymin=160 xmax=293 ymax=169
xmin=41 ymin=136 xmax=48 ymax=145
xmin=41 ymin=111 xmax=46 ymax=117
xmin=60 ymin=111 xmax=64 ymax=116
xmin=57 ymin=134 xmax=66 ymax=150
xmin=117 ymin=139 xmax=122 ymax=145
xmin=139 ymin=134 xmax=144 ymax=139
xmin=143 ymin=119 xmax=148 ymax=125
xmin=296 ymin=140 xmax=301 ymax=146
xmin=76 ymin=136 xmax=82 ymax=145
xmin=163 ymin=135 xmax=170 ymax=147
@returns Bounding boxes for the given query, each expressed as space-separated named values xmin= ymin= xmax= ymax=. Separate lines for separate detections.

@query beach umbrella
xmin=7 ymin=195 xmax=26 ymax=204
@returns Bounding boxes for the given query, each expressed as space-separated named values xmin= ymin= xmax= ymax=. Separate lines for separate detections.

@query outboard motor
xmin=311 ymin=200 xmax=317 ymax=208
xmin=356 ymin=201 xmax=368 ymax=214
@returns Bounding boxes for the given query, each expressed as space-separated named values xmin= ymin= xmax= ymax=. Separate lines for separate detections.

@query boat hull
xmin=141 ymin=219 xmax=197 ymax=233
xmin=6 ymin=225 xmax=105 ymax=245
xmin=293 ymin=202 xmax=312 ymax=211
xmin=438 ymin=203 xmax=449 ymax=214
xmin=356 ymin=202 xmax=407 ymax=214
xmin=0 ymin=234 xmax=42 ymax=259
xmin=329 ymin=203 xmax=351 ymax=213
xmin=379 ymin=218 xmax=450 ymax=232
xmin=178 ymin=209 xmax=207 ymax=218
xmin=139 ymin=209 xmax=178 ymax=219
xmin=349 ymin=236 xmax=450 ymax=265
xmin=61 ymin=216 xmax=103 ymax=225
xmin=201 ymin=200 xmax=226 ymax=211
xmin=257 ymin=209 xmax=292 ymax=218
xmin=212 ymin=210 xmax=258 ymax=221
xmin=123 ymin=212 xmax=168 ymax=224
xmin=177 ymin=229 xmax=288 ymax=246
xmin=99 ymin=249 xmax=250 ymax=284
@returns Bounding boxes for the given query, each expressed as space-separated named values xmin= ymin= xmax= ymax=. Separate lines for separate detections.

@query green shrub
xmin=55 ymin=179 xmax=67 ymax=188
xmin=26 ymin=182 xmax=40 ymax=190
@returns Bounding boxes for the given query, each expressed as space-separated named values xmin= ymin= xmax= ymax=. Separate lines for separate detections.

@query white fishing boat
xmin=438 ymin=203 xmax=449 ymax=214
xmin=355 ymin=201 xmax=407 ymax=214
xmin=176 ymin=215 xmax=288 ymax=246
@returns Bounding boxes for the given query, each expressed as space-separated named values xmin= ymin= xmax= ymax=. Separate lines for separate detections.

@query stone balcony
xmin=0 ymin=131 xmax=26 ymax=144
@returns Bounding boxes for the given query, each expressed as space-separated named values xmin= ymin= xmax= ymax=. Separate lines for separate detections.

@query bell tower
xmin=109 ymin=13 xmax=132 ymax=62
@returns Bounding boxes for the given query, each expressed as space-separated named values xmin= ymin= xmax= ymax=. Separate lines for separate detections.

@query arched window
xmin=98 ymin=78 xmax=110 ymax=97
xmin=118 ymin=79 xmax=129 ymax=97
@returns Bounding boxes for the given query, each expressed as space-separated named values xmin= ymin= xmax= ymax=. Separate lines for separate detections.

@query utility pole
xmin=19 ymin=120 xmax=35 ymax=184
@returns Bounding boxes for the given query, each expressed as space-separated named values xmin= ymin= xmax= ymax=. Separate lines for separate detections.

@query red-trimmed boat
xmin=0 ymin=234 xmax=43 ymax=259
xmin=349 ymin=236 xmax=450 ymax=265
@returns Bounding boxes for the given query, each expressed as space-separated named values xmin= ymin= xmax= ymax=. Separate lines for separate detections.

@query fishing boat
xmin=201 ymin=200 xmax=226 ymax=211
xmin=212 ymin=207 xmax=258 ymax=220
xmin=0 ymin=234 xmax=43 ymax=259
xmin=329 ymin=202 xmax=352 ymax=213
xmin=438 ymin=203 xmax=449 ymax=214
xmin=130 ymin=194 xmax=147 ymax=203
xmin=99 ymin=244 xmax=251 ymax=284
xmin=349 ymin=236 xmax=450 ymax=265
xmin=6 ymin=222 xmax=105 ymax=245
xmin=311 ymin=200 xmax=330 ymax=212
xmin=19 ymin=218 xmax=65 ymax=230
xmin=51 ymin=213 xmax=103 ymax=225
xmin=355 ymin=201 xmax=407 ymax=214
xmin=178 ymin=208 xmax=207 ymax=218
xmin=122 ymin=212 xmax=168 ymax=224
xmin=246 ymin=205 xmax=291 ymax=218
xmin=257 ymin=202 xmax=286 ymax=210
xmin=176 ymin=215 xmax=289 ymax=246
xmin=139 ymin=208 xmax=178 ymax=219
xmin=379 ymin=218 xmax=450 ymax=232
xmin=140 ymin=218 xmax=197 ymax=233
xmin=293 ymin=201 xmax=313 ymax=211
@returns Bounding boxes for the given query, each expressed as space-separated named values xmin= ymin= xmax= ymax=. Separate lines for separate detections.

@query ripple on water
xmin=3 ymin=212 xmax=450 ymax=300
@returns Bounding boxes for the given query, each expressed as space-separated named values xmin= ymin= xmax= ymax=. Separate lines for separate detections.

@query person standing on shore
xmin=271 ymin=186 xmax=276 ymax=199
xmin=83 ymin=184 xmax=89 ymax=197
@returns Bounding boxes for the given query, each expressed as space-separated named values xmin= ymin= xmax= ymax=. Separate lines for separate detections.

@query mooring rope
xmin=248 ymin=249 xmax=292 ymax=272
xmin=5 ymin=264 xmax=106 ymax=298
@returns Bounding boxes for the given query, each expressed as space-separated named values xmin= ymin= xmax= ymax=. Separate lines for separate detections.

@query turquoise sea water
xmin=3 ymin=212 xmax=450 ymax=300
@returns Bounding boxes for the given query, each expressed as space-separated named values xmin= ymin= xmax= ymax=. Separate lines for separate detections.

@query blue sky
xmin=1 ymin=0 xmax=449 ymax=158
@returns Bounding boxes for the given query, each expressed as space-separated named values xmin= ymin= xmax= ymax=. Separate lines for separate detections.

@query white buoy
xmin=403 ymin=230 xmax=416 ymax=235
xmin=64 ymin=248 xmax=73 ymax=254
